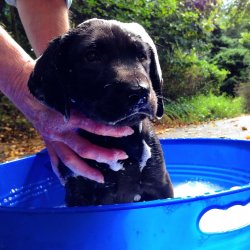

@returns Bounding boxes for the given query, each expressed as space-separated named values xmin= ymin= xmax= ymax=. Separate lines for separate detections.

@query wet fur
xmin=28 ymin=19 xmax=174 ymax=206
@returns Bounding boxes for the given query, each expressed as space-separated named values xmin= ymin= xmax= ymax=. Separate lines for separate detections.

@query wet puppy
xmin=28 ymin=19 xmax=174 ymax=206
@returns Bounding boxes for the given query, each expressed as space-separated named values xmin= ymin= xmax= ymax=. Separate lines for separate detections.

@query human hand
xmin=1 ymin=55 xmax=132 ymax=184
xmin=33 ymin=109 xmax=133 ymax=184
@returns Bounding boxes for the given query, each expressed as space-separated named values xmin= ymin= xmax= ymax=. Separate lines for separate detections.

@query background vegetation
xmin=1 ymin=0 xmax=249 ymax=106
xmin=0 ymin=0 xmax=249 ymax=161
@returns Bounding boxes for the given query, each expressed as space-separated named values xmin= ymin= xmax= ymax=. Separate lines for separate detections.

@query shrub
xmin=163 ymin=50 xmax=228 ymax=99
xmin=162 ymin=93 xmax=244 ymax=125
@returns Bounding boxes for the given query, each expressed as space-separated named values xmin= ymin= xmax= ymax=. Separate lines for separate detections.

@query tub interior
xmin=0 ymin=139 xmax=250 ymax=208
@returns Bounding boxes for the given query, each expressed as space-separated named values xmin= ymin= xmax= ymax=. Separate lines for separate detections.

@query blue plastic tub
xmin=0 ymin=139 xmax=249 ymax=250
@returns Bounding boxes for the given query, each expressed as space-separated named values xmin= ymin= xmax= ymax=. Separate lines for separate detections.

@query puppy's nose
xmin=128 ymin=84 xmax=149 ymax=107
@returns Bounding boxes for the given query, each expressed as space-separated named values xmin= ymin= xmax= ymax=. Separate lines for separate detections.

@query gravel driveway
xmin=159 ymin=115 xmax=250 ymax=140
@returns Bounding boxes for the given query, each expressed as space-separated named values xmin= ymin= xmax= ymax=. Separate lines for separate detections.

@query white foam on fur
xmin=108 ymin=161 xmax=124 ymax=171
xmin=140 ymin=140 xmax=151 ymax=171
xmin=134 ymin=194 xmax=141 ymax=201
xmin=107 ymin=140 xmax=151 ymax=172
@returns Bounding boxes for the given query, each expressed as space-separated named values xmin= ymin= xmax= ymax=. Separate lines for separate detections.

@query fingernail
xmin=117 ymin=152 xmax=128 ymax=160
xmin=91 ymin=172 xmax=105 ymax=184
xmin=86 ymin=172 xmax=104 ymax=184
xmin=124 ymin=127 xmax=134 ymax=135
xmin=96 ymin=176 xmax=105 ymax=184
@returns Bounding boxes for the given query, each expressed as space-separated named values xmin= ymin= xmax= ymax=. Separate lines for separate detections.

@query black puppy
xmin=28 ymin=19 xmax=174 ymax=206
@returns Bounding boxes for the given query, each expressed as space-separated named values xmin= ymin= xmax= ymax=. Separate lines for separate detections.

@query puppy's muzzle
xmin=128 ymin=83 xmax=149 ymax=108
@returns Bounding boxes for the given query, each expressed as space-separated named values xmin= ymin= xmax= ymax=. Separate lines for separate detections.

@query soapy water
xmin=1 ymin=178 xmax=249 ymax=233
xmin=174 ymin=181 xmax=223 ymax=198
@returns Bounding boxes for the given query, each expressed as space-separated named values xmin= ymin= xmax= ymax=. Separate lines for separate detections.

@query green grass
xmin=162 ymin=93 xmax=245 ymax=125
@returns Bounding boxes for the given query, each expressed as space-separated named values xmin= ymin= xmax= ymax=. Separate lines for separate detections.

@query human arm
xmin=16 ymin=0 xmax=70 ymax=56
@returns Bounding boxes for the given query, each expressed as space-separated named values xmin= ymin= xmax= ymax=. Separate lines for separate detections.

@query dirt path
xmin=158 ymin=115 xmax=250 ymax=140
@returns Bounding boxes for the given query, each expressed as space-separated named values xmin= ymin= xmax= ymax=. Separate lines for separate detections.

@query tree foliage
xmin=0 ymin=0 xmax=249 ymax=100
xmin=211 ymin=0 xmax=250 ymax=95
xmin=0 ymin=1 xmax=32 ymax=55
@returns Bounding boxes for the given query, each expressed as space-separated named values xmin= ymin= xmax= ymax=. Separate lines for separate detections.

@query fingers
xmin=62 ymin=132 xmax=128 ymax=163
xmin=34 ymin=108 xmax=130 ymax=183
xmin=52 ymin=141 xmax=104 ymax=183
xmin=46 ymin=139 xmax=106 ymax=183
xmin=45 ymin=132 xmax=127 ymax=183
xmin=45 ymin=140 xmax=63 ymax=183
xmin=69 ymin=110 xmax=134 ymax=137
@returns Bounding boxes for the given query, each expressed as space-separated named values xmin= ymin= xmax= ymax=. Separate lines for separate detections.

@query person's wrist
xmin=6 ymin=59 xmax=46 ymax=124
xmin=7 ymin=59 xmax=34 ymax=103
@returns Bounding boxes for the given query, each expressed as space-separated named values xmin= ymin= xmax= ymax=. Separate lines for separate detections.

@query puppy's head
xmin=28 ymin=19 xmax=164 ymax=126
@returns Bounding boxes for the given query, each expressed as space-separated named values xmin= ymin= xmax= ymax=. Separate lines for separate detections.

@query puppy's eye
xmin=137 ymin=53 xmax=147 ymax=62
xmin=85 ymin=51 xmax=100 ymax=62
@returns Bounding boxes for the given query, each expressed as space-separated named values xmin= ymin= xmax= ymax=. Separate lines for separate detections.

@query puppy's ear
xmin=28 ymin=36 xmax=70 ymax=120
xmin=149 ymin=48 xmax=164 ymax=119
